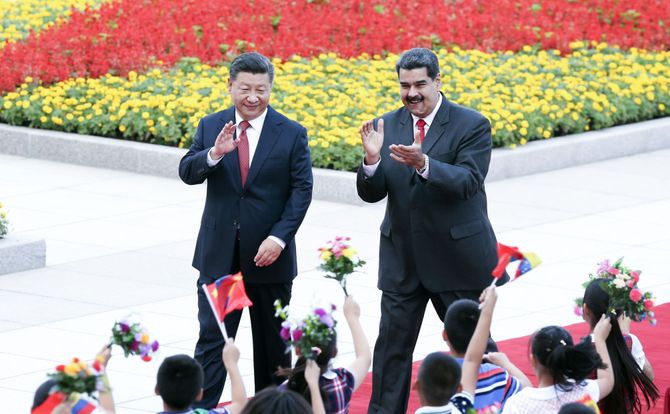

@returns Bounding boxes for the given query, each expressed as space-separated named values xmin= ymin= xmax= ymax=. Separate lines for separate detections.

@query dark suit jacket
xmin=179 ymin=106 xmax=313 ymax=284
xmin=357 ymin=96 xmax=501 ymax=293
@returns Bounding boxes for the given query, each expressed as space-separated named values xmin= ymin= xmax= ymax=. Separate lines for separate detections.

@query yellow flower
xmin=64 ymin=363 xmax=81 ymax=376
xmin=3 ymin=101 xmax=12 ymax=109
xmin=320 ymin=251 xmax=332 ymax=261
xmin=119 ymin=125 xmax=126 ymax=132
xmin=141 ymin=333 xmax=150 ymax=344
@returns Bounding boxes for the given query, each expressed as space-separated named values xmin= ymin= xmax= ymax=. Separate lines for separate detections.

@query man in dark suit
xmin=357 ymin=48 xmax=505 ymax=413
xmin=179 ymin=52 xmax=313 ymax=408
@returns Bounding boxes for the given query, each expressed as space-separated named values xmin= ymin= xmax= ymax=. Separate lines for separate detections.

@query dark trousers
xmin=367 ymin=286 xmax=482 ymax=414
xmin=193 ymin=245 xmax=292 ymax=408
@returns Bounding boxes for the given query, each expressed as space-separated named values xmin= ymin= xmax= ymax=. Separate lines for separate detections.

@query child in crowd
xmin=155 ymin=339 xmax=246 ymax=414
xmin=443 ymin=298 xmax=530 ymax=411
xmin=413 ymin=286 xmax=498 ymax=414
xmin=502 ymin=316 xmax=614 ymax=413
xmin=31 ymin=345 xmax=115 ymax=414
xmin=280 ymin=295 xmax=372 ymax=414
xmin=238 ymin=388 xmax=313 ymax=414
xmin=581 ymin=278 xmax=659 ymax=413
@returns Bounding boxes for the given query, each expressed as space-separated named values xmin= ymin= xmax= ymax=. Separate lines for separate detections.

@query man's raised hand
xmin=389 ymin=129 xmax=425 ymax=169
xmin=211 ymin=121 xmax=238 ymax=160
xmin=360 ymin=119 xmax=384 ymax=165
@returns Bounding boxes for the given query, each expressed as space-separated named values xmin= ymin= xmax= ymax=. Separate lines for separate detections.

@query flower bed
xmin=0 ymin=0 xmax=668 ymax=92
xmin=0 ymin=0 xmax=110 ymax=47
xmin=1 ymin=45 xmax=668 ymax=171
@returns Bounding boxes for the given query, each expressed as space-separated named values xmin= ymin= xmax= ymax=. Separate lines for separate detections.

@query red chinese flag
xmin=205 ymin=272 xmax=253 ymax=322
xmin=32 ymin=392 xmax=66 ymax=414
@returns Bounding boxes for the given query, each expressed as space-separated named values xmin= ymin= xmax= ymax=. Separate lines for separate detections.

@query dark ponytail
xmin=583 ymin=279 xmax=659 ymax=414
xmin=276 ymin=332 xmax=337 ymax=404
xmin=531 ymin=326 xmax=605 ymax=391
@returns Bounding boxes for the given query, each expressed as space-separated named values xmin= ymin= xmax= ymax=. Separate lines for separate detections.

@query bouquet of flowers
xmin=0 ymin=201 xmax=10 ymax=237
xmin=274 ymin=300 xmax=337 ymax=360
xmin=574 ymin=258 xmax=656 ymax=325
xmin=318 ymin=236 xmax=365 ymax=296
xmin=110 ymin=318 xmax=159 ymax=361
xmin=48 ymin=357 xmax=105 ymax=397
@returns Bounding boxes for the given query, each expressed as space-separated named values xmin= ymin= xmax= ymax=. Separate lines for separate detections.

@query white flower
xmin=612 ymin=278 xmax=626 ymax=289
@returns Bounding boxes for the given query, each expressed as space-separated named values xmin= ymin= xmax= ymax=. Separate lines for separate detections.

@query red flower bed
xmin=1 ymin=0 xmax=668 ymax=92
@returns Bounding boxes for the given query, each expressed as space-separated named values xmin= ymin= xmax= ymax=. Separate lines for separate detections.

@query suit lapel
xmin=397 ymin=109 xmax=415 ymax=146
xmin=421 ymin=96 xmax=451 ymax=154
xmin=244 ymin=106 xmax=281 ymax=189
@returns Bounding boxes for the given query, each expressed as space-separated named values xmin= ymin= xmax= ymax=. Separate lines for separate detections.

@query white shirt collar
xmin=411 ymin=93 xmax=442 ymax=128
xmin=414 ymin=403 xmax=452 ymax=413
xmin=235 ymin=107 xmax=268 ymax=131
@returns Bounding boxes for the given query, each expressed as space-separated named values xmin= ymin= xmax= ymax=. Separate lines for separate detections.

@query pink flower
xmin=573 ymin=305 xmax=583 ymax=317
xmin=607 ymin=266 xmax=620 ymax=276
xmin=280 ymin=327 xmax=290 ymax=340
xmin=629 ymin=289 xmax=642 ymax=302
xmin=151 ymin=340 xmax=159 ymax=352
xmin=597 ymin=259 xmax=610 ymax=274
xmin=292 ymin=328 xmax=303 ymax=342
xmin=644 ymin=299 xmax=654 ymax=310
xmin=630 ymin=271 xmax=640 ymax=284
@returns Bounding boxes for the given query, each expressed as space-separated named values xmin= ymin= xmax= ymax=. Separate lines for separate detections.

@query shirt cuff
xmin=416 ymin=154 xmax=429 ymax=179
xmin=362 ymin=157 xmax=380 ymax=177
xmin=207 ymin=148 xmax=223 ymax=167
xmin=268 ymin=236 xmax=286 ymax=250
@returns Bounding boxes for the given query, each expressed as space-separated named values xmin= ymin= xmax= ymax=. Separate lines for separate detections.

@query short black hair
xmin=444 ymin=299 xmax=480 ymax=354
xmin=417 ymin=352 xmax=461 ymax=406
xmin=240 ymin=387 xmax=312 ymax=414
xmin=32 ymin=379 xmax=57 ymax=411
xmin=230 ymin=52 xmax=275 ymax=84
xmin=558 ymin=402 xmax=597 ymax=414
xmin=156 ymin=354 xmax=204 ymax=410
xmin=395 ymin=48 xmax=440 ymax=79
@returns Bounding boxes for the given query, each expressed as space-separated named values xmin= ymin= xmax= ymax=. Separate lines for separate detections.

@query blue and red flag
xmin=492 ymin=243 xmax=541 ymax=282
xmin=204 ymin=272 xmax=253 ymax=323
xmin=70 ymin=397 xmax=97 ymax=414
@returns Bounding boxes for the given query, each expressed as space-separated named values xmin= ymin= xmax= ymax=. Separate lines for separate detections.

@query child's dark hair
xmin=156 ymin=354 xmax=204 ymax=410
xmin=531 ymin=326 xmax=605 ymax=391
xmin=240 ymin=387 xmax=312 ymax=414
xmin=557 ymin=402 xmax=596 ymax=414
xmin=444 ymin=299 xmax=480 ymax=354
xmin=277 ymin=331 xmax=337 ymax=404
xmin=583 ymin=279 xmax=659 ymax=414
xmin=417 ymin=352 xmax=462 ymax=406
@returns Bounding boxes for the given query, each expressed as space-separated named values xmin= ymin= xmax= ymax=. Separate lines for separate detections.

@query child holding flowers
xmin=275 ymin=295 xmax=371 ymax=414
xmin=31 ymin=344 xmax=115 ymax=414
xmin=577 ymin=258 xmax=659 ymax=414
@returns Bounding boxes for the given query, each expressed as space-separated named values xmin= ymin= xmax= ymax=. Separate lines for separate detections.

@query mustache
xmin=407 ymin=95 xmax=423 ymax=103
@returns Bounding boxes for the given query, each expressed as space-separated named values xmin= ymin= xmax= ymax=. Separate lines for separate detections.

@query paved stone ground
xmin=1 ymin=149 xmax=669 ymax=413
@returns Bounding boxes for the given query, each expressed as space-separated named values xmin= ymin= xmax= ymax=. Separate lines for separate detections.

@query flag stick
xmin=202 ymin=283 xmax=229 ymax=340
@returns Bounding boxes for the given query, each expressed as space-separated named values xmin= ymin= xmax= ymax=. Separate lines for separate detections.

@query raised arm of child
xmin=462 ymin=287 xmax=497 ymax=396
xmin=222 ymin=338 xmax=247 ymax=414
xmin=96 ymin=345 xmax=115 ymax=414
xmin=483 ymin=352 xmax=532 ymax=388
xmin=343 ymin=295 xmax=372 ymax=391
xmin=592 ymin=314 xmax=614 ymax=399
xmin=305 ymin=359 xmax=326 ymax=414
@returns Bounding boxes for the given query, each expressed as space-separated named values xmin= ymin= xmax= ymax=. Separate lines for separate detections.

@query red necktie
xmin=416 ymin=119 xmax=426 ymax=143
xmin=238 ymin=120 xmax=251 ymax=186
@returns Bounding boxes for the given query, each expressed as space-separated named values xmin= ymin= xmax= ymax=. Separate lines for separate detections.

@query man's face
xmin=228 ymin=71 xmax=272 ymax=121
xmin=399 ymin=67 xmax=441 ymax=118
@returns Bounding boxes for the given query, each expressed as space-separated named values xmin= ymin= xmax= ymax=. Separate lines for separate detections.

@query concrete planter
xmin=0 ymin=235 xmax=46 ymax=275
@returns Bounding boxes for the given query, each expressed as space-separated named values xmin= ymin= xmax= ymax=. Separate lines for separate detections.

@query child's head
xmin=582 ymin=278 xmax=612 ymax=327
xmin=530 ymin=326 xmax=604 ymax=391
xmin=414 ymin=352 xmax=462 ymax=407
xmin=280 ymin=331 xmax=337 ymax=403
xmin=155 ymin=354 xmax=204 ymax=411
xmin=443 ymin=299 xmax=480 ymax=355
xmin=240 ymin=387 xmax=312 ymax=414
xmin=557 ymin=402 xmax=597 ymax=414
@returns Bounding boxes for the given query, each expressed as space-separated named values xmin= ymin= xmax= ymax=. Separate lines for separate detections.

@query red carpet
xmin=350 ymin=303 xmax=670 ymax=414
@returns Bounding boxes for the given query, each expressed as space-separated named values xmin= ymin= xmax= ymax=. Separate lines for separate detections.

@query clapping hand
xmin=360 ymin=119 xmax=384 ymax=165
xmin=211 ymin=121 xmax=238 ymax=160
xmin=389 ymin=130 xmax=425 ymax=170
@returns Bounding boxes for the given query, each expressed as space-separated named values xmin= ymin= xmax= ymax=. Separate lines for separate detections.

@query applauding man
xmin=179 ymin=52 xmax=313 ymax=408
xmin=357 ymin=48 xmax=505 ymax=414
